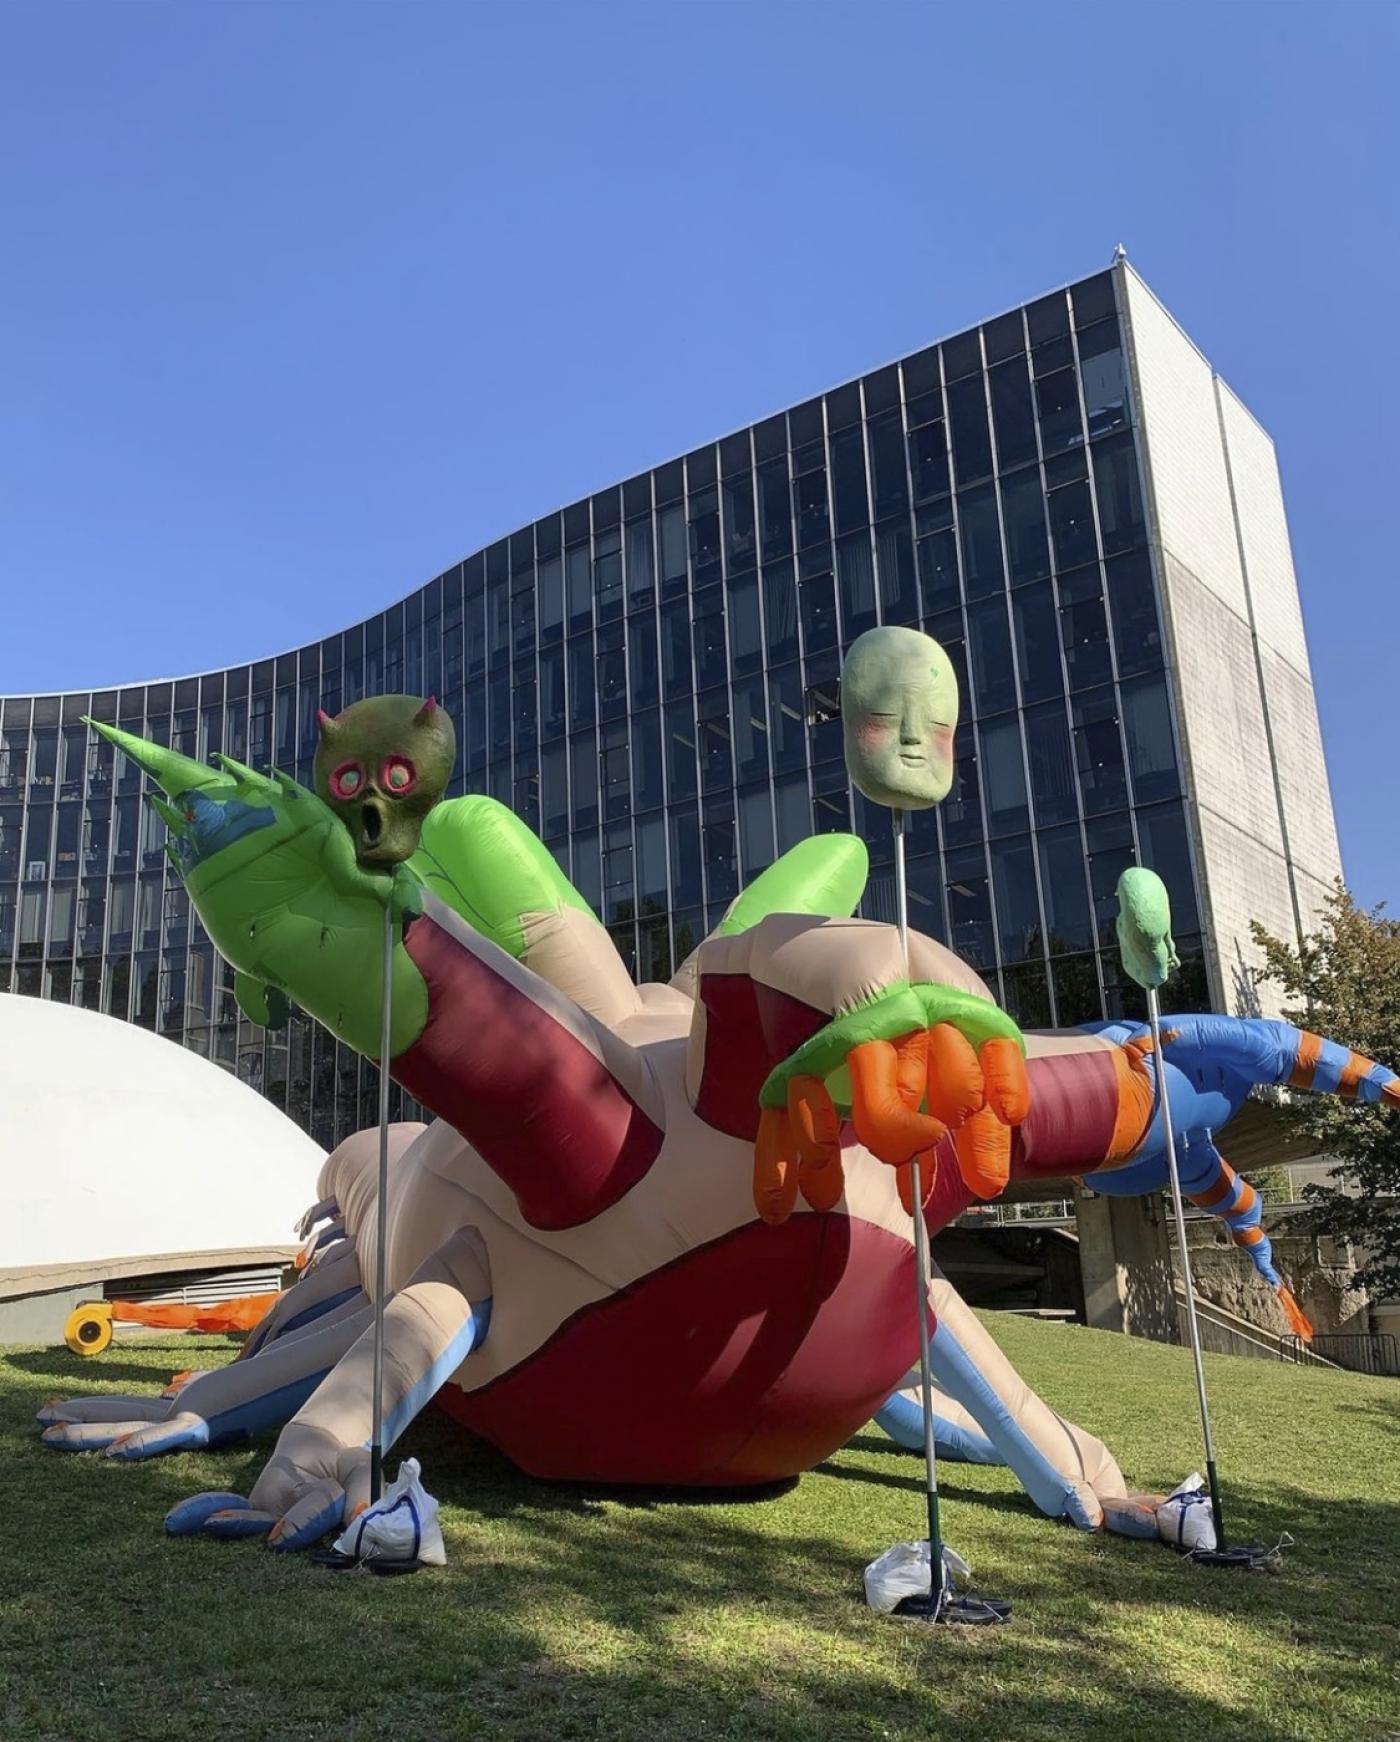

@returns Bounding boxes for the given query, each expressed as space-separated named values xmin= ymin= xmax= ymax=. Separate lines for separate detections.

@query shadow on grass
xmin=5 ymin=1351 xmax=210 ymax=1389
xmin=3 ymin=1341 xmax=1398 ymax=1742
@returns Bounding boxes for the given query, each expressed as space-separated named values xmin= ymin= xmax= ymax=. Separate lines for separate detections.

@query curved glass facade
xmin=0 ymin=267 xmax=1211 ymax=1147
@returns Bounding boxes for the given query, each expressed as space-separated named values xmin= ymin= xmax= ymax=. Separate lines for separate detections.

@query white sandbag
xmin=332 ymin=1457 xmax=446 ymax=1566
xmin=1155 ymin=1473 xmax=1218 ymax=1554
xmin=863 ymin=1539 xmax=971 ymax=1613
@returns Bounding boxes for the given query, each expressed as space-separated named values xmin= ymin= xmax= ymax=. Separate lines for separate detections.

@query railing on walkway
xmin=1279 ymin=1331 xmax=1400 ymax=1377
xmin=957 ymin=1198 xmax=1076 ymax=1227
xmin=1172 ymin=1288 xmax=1322 ymax=1364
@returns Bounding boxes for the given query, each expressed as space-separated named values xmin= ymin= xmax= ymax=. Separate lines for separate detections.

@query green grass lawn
xmin=2 ymin=1316 xmax=1396 ymax=1742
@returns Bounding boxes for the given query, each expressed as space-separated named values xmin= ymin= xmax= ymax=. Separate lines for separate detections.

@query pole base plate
xmin=893 ymin=1591 xmax=1012 ymax=1625
xmin=1182 ymin=1544 xmax=1282 ymax=1572
xmin=309 ymin=1549 xmax=425 ymax=1577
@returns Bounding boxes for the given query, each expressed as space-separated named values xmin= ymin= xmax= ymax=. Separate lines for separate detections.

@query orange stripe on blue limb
xmin=1185 ymin=1143 xmax=1282 ymax=1287
xmin=1292 ymin=1030 xmax=1399 ymax=1104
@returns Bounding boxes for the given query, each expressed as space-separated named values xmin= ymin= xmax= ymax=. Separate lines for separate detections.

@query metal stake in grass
xmin=894 ymin=810 xmax=944 ymax=1607
xmin=886 ymin=810 xmax=1010 ymax=1626
xmin=1114 ymin=867 xmax=1274 ymax=1571
xmin=840 ymin=626 xmax=1011 ymax=1625
xmin=369 ymin=897 xmax=393 ymax=1506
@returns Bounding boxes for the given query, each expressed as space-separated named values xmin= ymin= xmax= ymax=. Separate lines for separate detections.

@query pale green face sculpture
xmin=1114 ymin=866 xmax=1180 ymax=991
xmin=840 ymin=626 xmax=959 ymax=811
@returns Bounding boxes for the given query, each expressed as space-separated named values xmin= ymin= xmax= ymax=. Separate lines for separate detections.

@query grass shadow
xmin=3 ymin=1331 xmax=1398 ymax=1742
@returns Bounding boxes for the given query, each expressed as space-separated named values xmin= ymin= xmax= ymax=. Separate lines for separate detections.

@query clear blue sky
xmin=2 ymin=2 xmax=1395 ymax=908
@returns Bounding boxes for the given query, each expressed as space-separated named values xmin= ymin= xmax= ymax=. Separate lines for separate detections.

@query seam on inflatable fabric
xmin=375 ymin=1299 xmax=492 ymax=1451
xmin=205 ymin=1368 xmax=333 ymax=1445
xmin=930 ymin=1322 xmax=1078 ymax=1519
xmin=705 ymin=1213 xmax=915 ymax=1484
xmin=696 ymin=1212 xmax=838 ymax=1482
xmin=455 ymin=1217 xmax=896 ymax=1404
xmin=276 ymin=1286 xmax=363 ymax=1341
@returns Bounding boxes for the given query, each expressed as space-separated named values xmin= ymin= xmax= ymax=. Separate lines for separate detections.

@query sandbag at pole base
xmin=864 ymin=1539 xmax=1011 ymax=1625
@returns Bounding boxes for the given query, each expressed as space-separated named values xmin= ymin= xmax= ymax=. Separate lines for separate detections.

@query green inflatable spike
xmin=213 ymin=750 xmax=262 ymax=785
xmin=83 ymin=718 xmax=227 ymax=801
xmin=146 ymin=794 xmax=190 ymax=839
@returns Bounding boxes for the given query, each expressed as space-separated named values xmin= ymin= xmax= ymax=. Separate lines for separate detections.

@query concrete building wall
xmin=1215 ymin=383 xmax=1343 ymax=919
xmin=1120 ymin=266 xmax=1343 ymax=1014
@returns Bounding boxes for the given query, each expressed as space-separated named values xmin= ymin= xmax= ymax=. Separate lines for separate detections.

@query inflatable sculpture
xmin=39 ymin=706 xmax=1400 ymax=1551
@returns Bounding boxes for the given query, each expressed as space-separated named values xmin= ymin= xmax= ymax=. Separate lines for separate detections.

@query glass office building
xmin=1 ymin=261 xmax=1340 ymax=1148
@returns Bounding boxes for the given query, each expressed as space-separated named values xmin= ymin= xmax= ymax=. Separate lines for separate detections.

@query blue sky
xmin=2 ymin=2 xmax=1395 ymax=907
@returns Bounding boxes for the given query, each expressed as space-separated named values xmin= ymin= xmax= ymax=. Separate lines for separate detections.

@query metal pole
xmin=894 ymin=811 xmax=945 ymax=1610
xmin=1148 ymin=986 xmax=1226 ymax=1549
xmin=369 ymin=899 xmax=394 ymax=1505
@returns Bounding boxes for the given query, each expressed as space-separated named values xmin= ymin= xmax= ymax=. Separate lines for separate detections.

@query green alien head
xmin=314 ymin=694 xmax=456 ymax=867
xmin=840 ymin=625 xmax=959 ymax=811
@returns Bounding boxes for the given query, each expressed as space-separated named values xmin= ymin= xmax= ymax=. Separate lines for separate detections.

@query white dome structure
xmin=0 ymin=993 xmax=325 ymax=1302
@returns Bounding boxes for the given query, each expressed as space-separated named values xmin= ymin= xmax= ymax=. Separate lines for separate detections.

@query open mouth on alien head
xmin=361 ymin=803 xmax=385 ymax=850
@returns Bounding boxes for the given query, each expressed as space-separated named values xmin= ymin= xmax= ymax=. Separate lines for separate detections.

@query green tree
xmin=1250 ymin=881 xmax=1400 ymax=1301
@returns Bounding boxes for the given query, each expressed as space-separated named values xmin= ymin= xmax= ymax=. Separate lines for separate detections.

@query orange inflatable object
xmin=111 ymin=1294 xmax=279 ymax=1334
xmin=64 ymin=1293 xmax=279 ymax=1355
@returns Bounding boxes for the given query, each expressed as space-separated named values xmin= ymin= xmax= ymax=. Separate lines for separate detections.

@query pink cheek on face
xmin=933 ymin=727 xmax=954 ymax=758
xmin=858 ymin=723 xmax=892 ymax=751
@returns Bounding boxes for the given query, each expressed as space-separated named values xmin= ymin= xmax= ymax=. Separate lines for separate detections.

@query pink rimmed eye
xmin=330 ymin=761 xmax=364 ymax=800
xmin=382 ymin=756 xmax=417 ymax=796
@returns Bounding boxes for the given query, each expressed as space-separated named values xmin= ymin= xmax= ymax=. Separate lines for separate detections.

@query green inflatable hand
xmin=86 ymin=721 xmax=428 ymax=1058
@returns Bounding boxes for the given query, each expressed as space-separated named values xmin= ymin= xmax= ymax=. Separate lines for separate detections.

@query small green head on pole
xmin=1115 ymin=866 xmax=1179 ymax=991
xmin=840 ymin=627 xmax=959 ymax=811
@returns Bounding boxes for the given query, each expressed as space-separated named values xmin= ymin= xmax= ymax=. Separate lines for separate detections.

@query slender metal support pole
xmin=369 ymin=900 xmax=394 ymax=1506
xmin=1148 ymin=986 xmax=1226 ymax=1550
xmin=894 ymin=811 xmax=944 ymax=1609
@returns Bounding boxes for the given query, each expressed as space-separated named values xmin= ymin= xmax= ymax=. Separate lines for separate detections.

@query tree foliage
xmin=1250 ymin=881 xmax=1400 ymax=1302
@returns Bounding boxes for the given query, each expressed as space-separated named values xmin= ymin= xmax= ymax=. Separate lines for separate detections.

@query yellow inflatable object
xmin=64 ymin=1302 xmax=113 ymax=1357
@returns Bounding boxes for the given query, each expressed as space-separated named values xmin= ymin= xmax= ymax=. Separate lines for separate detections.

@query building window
xmin=1079 ymin=318 xmax=1127 ymax=436
xmin=958 ymin=485 xmax=1004 ymax=599
xmin=1038 ymin=825 xmax=1094 ymax=954
xmin=1092 ymin=432 xmax=1146 ymax=554
xmin=1036 ymin=367 xmax=1083 ymax=453
xmin=946 ymin=846 xmax=993 ymax=968
xmin=990 ymin=836 xmax=1042 ymax=963
xmin=1121 ymin=674 xmax=1179 ymax=804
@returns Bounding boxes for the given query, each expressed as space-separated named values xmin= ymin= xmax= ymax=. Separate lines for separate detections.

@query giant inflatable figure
xmin=39 ymin=704 xmax=1399 ymax=1551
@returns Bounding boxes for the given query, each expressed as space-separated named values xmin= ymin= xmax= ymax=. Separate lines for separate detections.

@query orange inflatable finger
xmin=979 ymin=1036 xmax=1031 ymax=1125
xmin=789 ymin=1074 xmax=840 ymax=1153
xmin=953 ymin=1105 xmax=1012 ymax=1200
xmin=848 ymin=1037 xmax=947 ymax=1168
xmin=799 ymin=1151 xmax=845 ymax=1213
xmin=789 ymin=1076 xmax=845 ymax=1213
xmin=753 ymin=1106 xmax=801 ymax=1225
xmin=924 ymin=1022 xmax=985 ymax=1128
xmin=892 ymin=1028 xmax=929 ymax=1109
